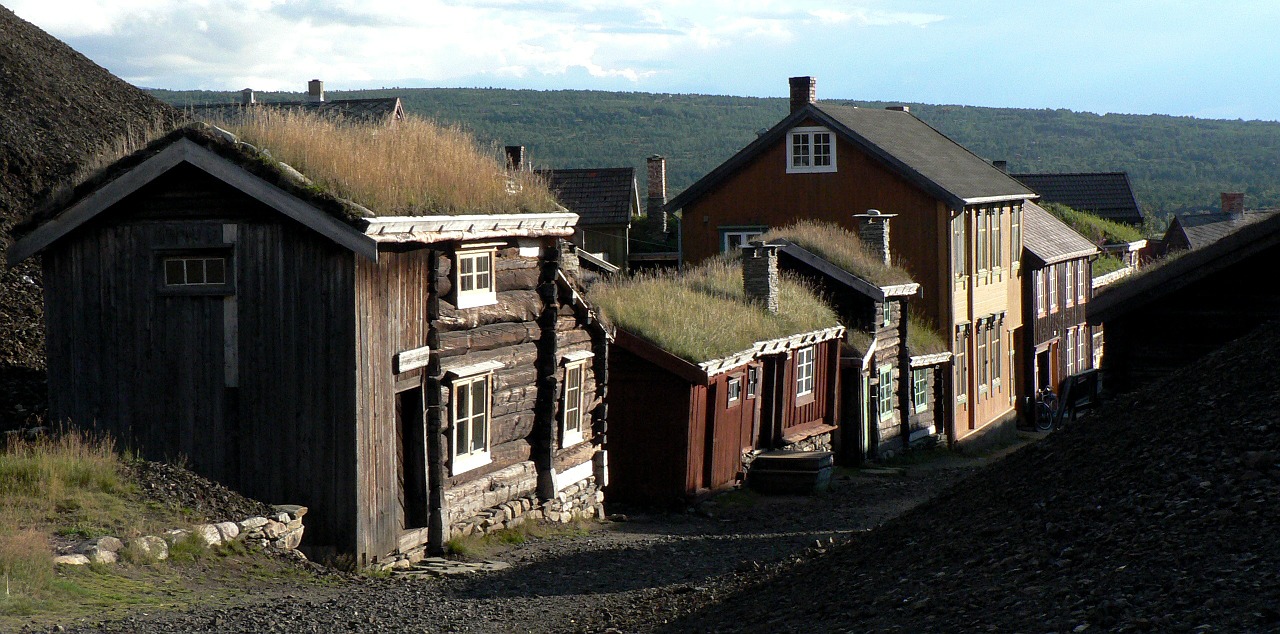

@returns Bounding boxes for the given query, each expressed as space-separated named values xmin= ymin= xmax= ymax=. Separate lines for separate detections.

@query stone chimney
xmin=307 ymin=79 xmax=324 ymax=103
xmin=885 ymin=105 xmax=910 ymax=113
xmin=505 ymin=145 xmax=527 ymax=171
xmin=853 ymin=209 xmax=897 ymax=266
xmin=743 ymin=241 xmax=781 ymax=314
xmin=993 ymin=160 xmax=1008 ymax=173
xmin=647 ymin=155 xmax=667 ymax=233
xmin=789 ymin=76 xmax=816 ymax=113
xmin=1222 ymin=192 xmax=1245 ymax=219
xmin=240 ymin=88 xmax=255 ymax=105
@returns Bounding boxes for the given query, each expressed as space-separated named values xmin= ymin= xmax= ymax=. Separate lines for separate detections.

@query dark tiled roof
xmin=1022 ymin=201 xmax=1098 ymax=265
xmin=668 ymin=103 xmax=1032 ymax=213
xmin=538 ymin=168 xmax=637 ymax=226
xmin=190 ymin=98 xmax=404 ymax=125
xmin=1169 ymin=210 xmax=1280 ymax=250
xmin=1011 ymin=172 xmax=1144 ymax=224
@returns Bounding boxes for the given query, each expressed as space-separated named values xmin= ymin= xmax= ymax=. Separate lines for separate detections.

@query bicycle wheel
xmin=1035 ymin=402 xmax=1054 ymax=432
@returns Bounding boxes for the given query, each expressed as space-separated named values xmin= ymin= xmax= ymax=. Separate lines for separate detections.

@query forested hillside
xmin=152 ymin=87 xmax=1280 ymax=219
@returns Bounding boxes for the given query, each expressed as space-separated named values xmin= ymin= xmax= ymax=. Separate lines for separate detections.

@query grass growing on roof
xmin=760 ymin=220 xmax=914 ymax=287
xmin=1043 ymin=202 xmax=1144 ymax=244
xmin=590 ymin=256 xmax=839 ymax=363
xmin=907 ymin=313 xmax=949 ymax=356
xmin=214 ymin=109 xmax=560 ymax=216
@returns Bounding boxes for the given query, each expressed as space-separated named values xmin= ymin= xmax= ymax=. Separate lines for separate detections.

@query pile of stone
xmin=54 ymin=504 xmax=306 ymax=566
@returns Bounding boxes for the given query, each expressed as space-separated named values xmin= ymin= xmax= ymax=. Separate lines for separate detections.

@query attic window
xmin=787 ymin=126 xmax=836 ymax=174
xmin=455 ymin=247 xmax=497 ymax=309
xmin=156 ymin=248 xmax=234 ymax=296
xmin=165 ymin=256 xmax=226 ymax=286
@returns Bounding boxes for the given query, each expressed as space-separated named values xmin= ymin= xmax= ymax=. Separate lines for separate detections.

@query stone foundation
xmin=780 ymin=430 xmax=833 ymax=453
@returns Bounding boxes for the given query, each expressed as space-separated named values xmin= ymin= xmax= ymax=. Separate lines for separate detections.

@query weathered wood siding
xmin=603 ymin=345 xmax=696 ymax=505
xmin=44 ymin=165 xmax=359 ymax=555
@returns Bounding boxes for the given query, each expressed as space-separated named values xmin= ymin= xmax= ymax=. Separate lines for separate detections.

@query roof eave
xmin=359 ymin=212 xmax=579 ymax=245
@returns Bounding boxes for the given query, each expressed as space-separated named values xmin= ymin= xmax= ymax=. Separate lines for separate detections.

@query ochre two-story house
xmin=667 ymin=76 xmax=1036 ymax=443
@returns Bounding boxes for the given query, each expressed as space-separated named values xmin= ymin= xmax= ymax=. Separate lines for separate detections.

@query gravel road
xmin=56 ymin=450 xmax=1002 ymax=634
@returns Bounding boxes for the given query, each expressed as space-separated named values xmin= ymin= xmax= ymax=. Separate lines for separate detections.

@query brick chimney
xmin=1221 ymin=192 xmax=1245 ymax=219
xmin=993 ymin=160 xmax=1008 ymax=173
xmin=647 ymin=155 xmax=667 ymax=233
xmin=853 ymin=209 xmax=897 ymax=266
xmin=240 ymin=88 xmax=255 ymax=105
xmin=789 ymin=76 xmax=816 ymax=113
xmin=743 ymin=241 xmax=780 ymax=314
xmin=505 ymin=145 xmax=527 ymax=171
xmin=307 ymin=79 xmax=324 ymax=103
xmin=885 ymin=105 xmax=910 ymax=113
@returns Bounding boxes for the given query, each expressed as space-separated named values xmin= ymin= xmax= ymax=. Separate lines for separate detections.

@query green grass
xmin=907 ymin=313 xmax=949 ymax=356
xmin=445 ymin=518 xmax=594 ymax=559
xmin=760 ymin=220 xmax=915 ymax=287
xmin=1092 ymin=254 xmax=1128 ymax=277
xmin=591 ymin=256 xmax=839 ymax=363
xmin=1043 ymin=202 xmax=1145 ymax=244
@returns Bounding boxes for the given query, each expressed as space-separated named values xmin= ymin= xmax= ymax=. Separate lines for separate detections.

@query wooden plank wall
xmin=603 ymin=345 xmax=694 ymax=505
xmin=44 ymin=166 xmax=360 ymax=556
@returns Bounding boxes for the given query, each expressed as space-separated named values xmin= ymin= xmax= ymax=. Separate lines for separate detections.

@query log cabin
xmin=758 ymin=220 xmax=950 ymax=461
xmin=666 ymin=76 xmax=1036 ymax=445
xmin=1021 ymin=202 xmax=1101 ymax=405
xmin=7 ymin=119 xmax=610 ymax=567
xmin=589 ymin=246 xmax=843 ymax=505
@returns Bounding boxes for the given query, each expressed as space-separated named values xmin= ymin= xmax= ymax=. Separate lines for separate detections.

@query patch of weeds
xmin=712 ymin=488 xmax=759 ymax=510
xmin=444 ymin=534 xmax=482 ymax=558
xmin=166 ymin=533 xmax=209 ymax=564
xmin=487 ymin=528 xmax=526 ymax=546
xmin=0 ymin=529 xmax=54 ymax=611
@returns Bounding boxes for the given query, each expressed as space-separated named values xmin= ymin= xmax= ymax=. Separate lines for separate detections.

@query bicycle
xmin=1034 ymin=387 xmax=1058 ymax=432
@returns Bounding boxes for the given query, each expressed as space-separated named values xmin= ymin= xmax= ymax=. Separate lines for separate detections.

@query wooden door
xmin=395 ymin=387 xmax=428 ymax=530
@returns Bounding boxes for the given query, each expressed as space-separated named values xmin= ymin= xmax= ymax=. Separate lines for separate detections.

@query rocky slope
xmin=0 ymin=6 xmax=178 ymax=429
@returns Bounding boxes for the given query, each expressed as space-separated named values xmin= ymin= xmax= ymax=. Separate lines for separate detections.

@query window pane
xmin=460 ymin=256 xmax=474 ymax=275
xmin=186 ymin=259 xmax=206 ymax=284
xmin=476 ymin=254 xmax=491 ymax=275
xmin=455 ymin=384 xmax=470 ymax=420
xmin=472 ymin=380 xmax=487 ymax=417
xmin=165 ymin=260 xmax=185 ymax=285
xmin=205 ymin=258 xmax=225 ymax=284
xmin=476 ymin=272 xmax=491 ymax=291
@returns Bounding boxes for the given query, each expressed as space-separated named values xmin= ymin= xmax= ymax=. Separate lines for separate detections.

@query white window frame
xmin=726 ymin=376 xmax=742 ymax=406
xmin=561 ymin=358 xmax=588 ymax=447
xmin=786 ymin=126 xmax=837 ymax=174
xmin=882 ymin=300 xmax=892 ymax=328
xmin=720 ymin=227 xmax=766 ymax=253
xmin=450 ymin=371 xmax=493 ymax=475
xmin=1065 ymin=262 xmax=1076 ymax=308
xmin=1011 ymin=205 xmax=1022 ymax=268
xmin=955 ymin=325 xmax=969 ymax=403
xmin=877 ymin=364 xmax=894 ymax=419
xmin=912 ymin=368 xmax=928 ymax=412
xmin=1065 ymin=328 xmax=1077 ymax=377
xmin=796 ymin=346 xmax=816 ymax=397
xmin=993 ymin=325 xmax=1002 ymax=389
xmin=1076 ymin=260 xmax=1088 ymax=304
xmin=455 ymin=247 xmax=497 ymax=309
xmin=1048 ymin=264 xmax=1058 ymax=313
xmin=1034 ymin=269 xmax=1046 ymax=317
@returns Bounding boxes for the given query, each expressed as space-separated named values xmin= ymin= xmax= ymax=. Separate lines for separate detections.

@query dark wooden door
xmin=395 ymin=387 xmax=429 ymax=530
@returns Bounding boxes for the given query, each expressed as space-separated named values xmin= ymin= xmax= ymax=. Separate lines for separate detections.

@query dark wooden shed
xmin=8 ymin=124 xmax=611 ymax=566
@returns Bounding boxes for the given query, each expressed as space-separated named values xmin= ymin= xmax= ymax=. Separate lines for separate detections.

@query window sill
xmin=786 ymin=165 xmax=837 ymax=175
xmin=450 ymin=450 xmax=491 ymax=476
xmin=455 ymin=291 xmax=498 ymax=310
xmin=561 ymin=429 xmax=584 ymax=448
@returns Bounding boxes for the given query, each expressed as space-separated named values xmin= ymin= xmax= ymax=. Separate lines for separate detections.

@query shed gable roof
xmin=538 ymin=167 xmax=638 ymax=226
xmin=1022 ymin=201 xmax=1099 ymax=266
xmin=1168 ymin=210 xmax=1280 ymax=250
xmin=667 ymin=103 xmax=1034 ymax=212
xmin=1011 ymin=172 xmax=1143 ymax=223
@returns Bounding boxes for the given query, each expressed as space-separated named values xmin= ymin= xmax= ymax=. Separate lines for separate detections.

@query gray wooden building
xmin=8 ymin=123 xmax=610 ymax=566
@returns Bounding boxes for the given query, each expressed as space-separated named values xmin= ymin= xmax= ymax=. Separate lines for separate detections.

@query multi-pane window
xmin=796 ymin=346 xmax=816 ymax=397
xmin=562 ymin=362 xmax=586 ymax=446
xmin=912 ymin=369 xmax=928 ymax=412
xmin=747 ymin=366 xmax=759 ymax=398
xmin=955 ymin=326 xmax=968 ymax=402
xmin=164 ymin=256 xmax=226 ymax=286
xmin=1034 ymin=270 xmax=1047 ymax=317
xmin=1076 ymin=327 xmax=1088 ymax=372
xmin=1065 ymin=328 xmax=1077 ymax=376
xmin=977 ymin=210 xmax=988 ymax=272
xmin=456 ymin=248 xmax=497 ymax=309
xmin=882 ymin=301 xmax=892 ymax=327
xmin=952 ymin=214 xmax=968 ymax=279
xmin=451 ymin=373 xmax=491 ymax=474
xmin=993 ymin=327 xmax=1002 ymax=386
xmin=1011 ymin=205 xmax=1021 ymax=266
xmin=1077 ymin=260 xmax=1088 ymax=303
xmin=727 ymin=376 xmax=742 ymax=405
xmin=1048 ymin=264 xmax=1058 ymax=313
xmin=992 ymin=208 xmax=1003 ymax=269
xmin=1066 ymin=263 xmax=1076 ymax=307
xmin=787 ymin=127 xmax=836 ymax=173
xmin=878 ymin=365 xmax=893 ymax=419
xmin=977 ymin=324 xmax=988 ymax=396
xmin=721 ymin=228 xmax=766 ymax=252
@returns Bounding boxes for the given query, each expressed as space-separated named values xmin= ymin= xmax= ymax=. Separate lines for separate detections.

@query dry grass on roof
xmin=212 ymin=109 xmax=560 ymax=216
xmin=907 ymin=312 xmax=948 ymax=356
xmin=760 ymin=220 xmax=914 ymax=287
xmin=589 ymin=257 xmax=838 ymax=364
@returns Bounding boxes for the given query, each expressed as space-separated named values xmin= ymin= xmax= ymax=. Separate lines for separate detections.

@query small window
xmin=952 ymin=214 xmax=968 ymax=279
xmin=1048 ymin=264 xmax=1058 ymax=313
xmin=1065 ymin=328 xmax=1077 ymax=376
xmin=562 ymin=361 xmax=586 ymax=446
xmin=451 ymin=373 xmax=492 ymax=475
xmin=992 ymin=208 xmax=1003 ymax=270
xmin=877 ymin=365 xmax=893 ymax=419
xmin=746 ymin=366 xmax=759 ymax=398
xmin=912 ymin=369 xmax=928 ymax=412
xmin=1077 ymin=260 xmax=1088 ymax=304
xmin=955 ymin=326 xmax=968 ymax=402
xmin=882 ymin=301 xmax=892 ymax=328
xmin=786 ymin=127 xmax=837 ymax=174
xmin=1011 ymin=205 xmax=1021 ymax=267
xmin=1065 ymin=263 xmax=1076 ymax=307
xmin=726 ymin=376 xmax=742 ymax=406
xmin=455 ymin=248 xmax=497 ymax=309
xmin=164 ymin=256 xmax=226 ymax=286
xmin=796 ymin=346 xmax=816 ymax=397
xmin=720 ymin=228 xmax=767 ymax=253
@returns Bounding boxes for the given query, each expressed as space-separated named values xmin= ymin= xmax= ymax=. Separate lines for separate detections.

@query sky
xmin=8 ymin=1 xmax=1280 ymax=122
